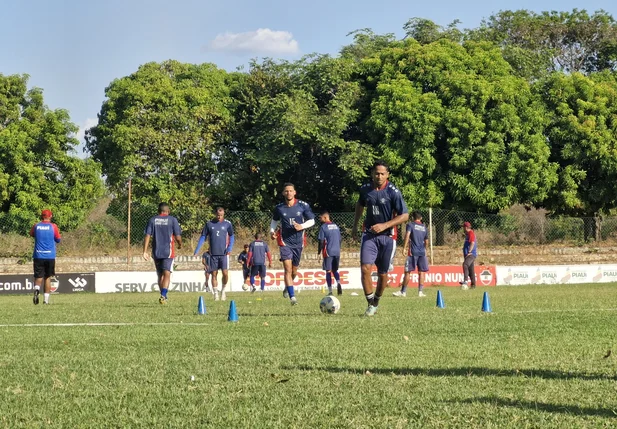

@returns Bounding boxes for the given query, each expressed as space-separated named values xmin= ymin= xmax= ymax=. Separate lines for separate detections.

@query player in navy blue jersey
xmin=143 ymin=203 xmax=182 ymax=304
xmin=30 ymin=209 xmax=61 ymax=305
xmin=247 ymin=233 xmax=272 ymax=293
xmin=270 ymin=183 xmax=315 ymax=305
xmin=393 ymin=211 xmax=430 ymax=298
xmin=317 ymin=210 xmax=343 ymax=296
xmin=352 ymin=160 xmax=409 ymax=317
xmin=237 ymin=244 xmax=250 ymax=288
xmin=194 ymin=207 xmax=235 ymax=301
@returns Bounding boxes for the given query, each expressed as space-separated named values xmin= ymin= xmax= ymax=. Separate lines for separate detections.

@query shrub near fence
xmin=1 ymin=199 xmax=617 ymax=259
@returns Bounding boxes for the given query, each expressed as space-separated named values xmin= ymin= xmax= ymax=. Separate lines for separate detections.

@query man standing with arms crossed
xmin=393 ymin=211 xmax=430 ymax=297
xmin=270 ymin=183 xmax=315 ymax=305
xmin=30 ymin=209 xmax=61 ymax=305
xmin=352 ymin=160 xmax=409 ymax=317
xmin=194 ymin=207 xmax=235 ymax=301
xmin=317 ymin=210 xmax=343 ymax=296
xmin=247 ymin=233 xmax=273 ymax=293
xmin=143 ymin=203 xmax=182 ymax=304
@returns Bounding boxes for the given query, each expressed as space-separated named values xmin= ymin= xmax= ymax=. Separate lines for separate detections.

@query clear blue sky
xmin=2 ymin=0 xmax=616 ymax=153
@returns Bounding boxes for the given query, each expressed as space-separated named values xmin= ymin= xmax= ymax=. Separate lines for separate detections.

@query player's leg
xmin=394 ymin=257 xmax=412 ymax=297
xmin=204 ymin=271 xmax=210 ymax=293
xmin=360 ymin=234 xmax=379 ymax=315
xmin=372 ymin=236 xmax=395 ymax=310
xmin=461 ymin=256 xmax=472 ymax=289
xmin=219 ymin=255 xmax=230 ymax=300
xmin=282 ymin=259 xmax=296 ymax=303
xmin=279 ymin=247 xmax=290 ymax=298
xmin=323 ymin=256 xmax=333 ymax=295
xmin=418 ymin=256 xmax=429 ymax=297
xmin=42 ymin=260 xmax=55 ymax=304
xmin=332 ymin=257 xmax=342 ymax=295
xmin=259 ymin=265 xmax=267 ymax=292
xmin=32 ymin=259 xmax=44 ymax=305
xmin=211 ymin=259 xmax=220 ymax=300
xmin=250 ymin=265 xmax=258 ymax=292
xmin=468 ymin=256 xmax=476 ymax=288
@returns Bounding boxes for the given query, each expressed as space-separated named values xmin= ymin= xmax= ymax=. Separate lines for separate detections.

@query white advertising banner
xmin=496 ymin=264 xmax=617 ymax=286
xmin=95 ymin=268 xmax=363 ymax=294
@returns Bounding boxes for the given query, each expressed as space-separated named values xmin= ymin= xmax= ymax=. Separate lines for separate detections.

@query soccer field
xmin=1 ymin=285 xmax=616 ymax=428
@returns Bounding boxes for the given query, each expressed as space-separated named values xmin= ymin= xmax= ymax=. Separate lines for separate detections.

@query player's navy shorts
xmin=33 ymin=259 xmax=55 ymax=278
xmin=279 ymin=247 xmax=303 ymax=266
xmin=209 ymin=255 xmax=229 ymax=271
xmin=360 ymin=234 xmax=396 ymax=274
xmin=154 ymin=258 xmax=174 ymax=274
xmin=250 ymin=264 xmax=267 ymax=278
xmin=405 ymin=255 xmax=429 ymax=273
xmin=242 ymin=266 xmax=250 ymax=280
xmin=322 ymin=256 xmax=340 ymax=272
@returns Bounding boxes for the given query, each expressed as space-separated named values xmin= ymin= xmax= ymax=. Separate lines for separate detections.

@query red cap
xmin=41 ymin=209 xmax=53 ymax=218
xmin=463 ymin=221 xmax=471 ymax=228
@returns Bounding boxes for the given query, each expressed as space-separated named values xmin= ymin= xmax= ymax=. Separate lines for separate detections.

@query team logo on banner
xmin=479 ymin=270 xmax=493 ymax=285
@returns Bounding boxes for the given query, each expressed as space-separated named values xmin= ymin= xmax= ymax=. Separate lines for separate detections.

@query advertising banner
xmin=0 ymin=273 xmax=95 ymax=295
xmin=496 ymin=264 xmax=617 ymax=285
xmin=371 ymin=265 xmax=497 ymax=287
xmin=95 ymin=268 xmax=362 ymax=294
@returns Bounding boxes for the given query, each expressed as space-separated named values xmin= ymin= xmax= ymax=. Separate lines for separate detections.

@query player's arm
xmin=143 ymin=235 xmax=151 ymax=261
xmin=402 ymin=229 xmax=411 ymax=255
xmin=193 ymin=225 xmax=208 ymax=256
xmin=29 ymin=225 xmax=35 ymax=237
xmin=372 ymin=193 xmax=409 ymax=233
xmin=294 ymin=204 xmax=316 ymax=231
xmin=173 ymin=219 xmax=182 ymax=250
xmin=351 ymin=201 xmax=364 ymax=240
xmin=266 ymin=249 xmax=272 ymax=268
xmin=53 ymin=224 xmax=61 ymax=243
xmin=226 ymin=223 xmax=235 ymax=254
xmin=270 ymin=219 xmax=279 ymax=240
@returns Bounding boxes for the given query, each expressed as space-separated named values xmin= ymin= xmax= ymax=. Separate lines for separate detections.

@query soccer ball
xmin=319 ymin=296 xmax=341 ymax=314
xmin=242 ymin=283 xmax=249 ymax=291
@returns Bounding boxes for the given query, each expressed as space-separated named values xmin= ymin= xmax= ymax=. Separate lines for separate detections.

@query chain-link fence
xmin=2 ymin=199 xmax=617 ymax=258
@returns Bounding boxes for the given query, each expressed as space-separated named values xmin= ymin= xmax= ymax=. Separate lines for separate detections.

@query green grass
xmin=1 ymin=285 xmax=616 ymax=428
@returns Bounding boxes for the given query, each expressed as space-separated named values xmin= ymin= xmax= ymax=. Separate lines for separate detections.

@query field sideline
xmin=1 ymin=285 xmax=616 ymax=428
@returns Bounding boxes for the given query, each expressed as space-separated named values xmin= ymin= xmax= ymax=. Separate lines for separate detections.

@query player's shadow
xmin=452 ymin=396 xmax=617 ymax=419
xmin=284 ymin=365 xmax=617 ymax=381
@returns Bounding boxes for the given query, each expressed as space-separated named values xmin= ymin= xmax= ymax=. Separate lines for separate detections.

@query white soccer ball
xmin=320 ymin=296 xmax=341 ymax=314
xmin=242 ymin=283 xmax=249 ymax=291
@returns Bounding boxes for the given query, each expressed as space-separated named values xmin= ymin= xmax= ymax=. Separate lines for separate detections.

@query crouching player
xmin=247 ymin=233 xmax=272 ymax=293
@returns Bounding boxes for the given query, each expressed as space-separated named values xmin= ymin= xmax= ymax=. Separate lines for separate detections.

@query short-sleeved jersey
xmin=464 ymin=230 xmax=478 ymax=256
xmin=248 ymin=240 xmax=270 ymax=265
xmin=318 ymin=222 xmax=342 ymax=257
xmin=145 ymin=214 xmax=181 ymax=259
xmin=30 ymin=221 xmax=61 ymax=259
xmin=237 ymin=251 xmax=248 ymax=267
xmin=358 ymin=181 xmax=408 ymax=236
xmin=200 ymin=219 xmax=234 ymax=256
xmin=272 ymin=199 xmax=315 ymax=248
xmin=406 ymin=221 xmax=429 ymax=257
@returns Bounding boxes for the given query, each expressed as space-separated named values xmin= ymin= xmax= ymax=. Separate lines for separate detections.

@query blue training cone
xmin=228 ymin=300 xmax=239 ymax=322
xmin=481 ymin=292 xmax=492 ymax=313
xmin=197 ymin=296 xmax=206 ymax=315
xmin=436 ymin=290 xmax=445 ymax=308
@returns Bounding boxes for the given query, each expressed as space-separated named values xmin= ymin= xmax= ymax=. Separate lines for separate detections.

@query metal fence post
xmin=429 ymin=207 xmax=434 ymax=265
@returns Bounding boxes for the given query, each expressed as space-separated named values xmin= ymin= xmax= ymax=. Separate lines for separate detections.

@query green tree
xmin=403 ymin=18 xmax=463 ymax=44
xmin=537 ymin=72 xmax=617 ymax=240
xmin=362 ymin=39 xmax=558 ymax=243
xmin=0 ymin=73 xmax=104 ymax=234
xmin=86 ymin=60 xmax=232 ymax=235
xmin=469 ymin=9 xmax=617 ymax=79
xmin=220 ymin=56 xmax=372 ymax=212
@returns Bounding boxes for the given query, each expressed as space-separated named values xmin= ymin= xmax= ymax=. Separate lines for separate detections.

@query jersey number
xmin=372 ymin=206 xmax=380 ymax=216
xmin=216 ymin=231 xmax=220 ymax=236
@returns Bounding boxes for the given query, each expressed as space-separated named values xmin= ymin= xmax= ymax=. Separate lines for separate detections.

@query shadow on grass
xmin=284 ymin=365 xmax=617 ymax=381
xmin=455 ymin=396 xmax=617 ymax=419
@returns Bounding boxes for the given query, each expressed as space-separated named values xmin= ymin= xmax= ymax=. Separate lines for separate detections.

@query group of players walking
xmin=29 ymin=160 xmax=476 ymax=315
